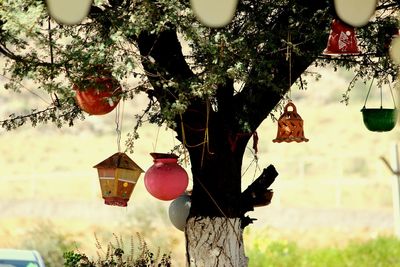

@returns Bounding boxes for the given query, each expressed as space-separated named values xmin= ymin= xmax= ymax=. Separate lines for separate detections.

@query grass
xmin=245 ymin=232 xmax=400 ymax=267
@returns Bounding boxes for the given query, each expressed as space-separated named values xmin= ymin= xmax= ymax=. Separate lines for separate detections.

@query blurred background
xmin=0 ymin=65 xmax=399 ymax=266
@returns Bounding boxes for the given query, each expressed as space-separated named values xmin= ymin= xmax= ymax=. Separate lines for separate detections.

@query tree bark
xmin=185 ymin=217 xmax=247 ymax=267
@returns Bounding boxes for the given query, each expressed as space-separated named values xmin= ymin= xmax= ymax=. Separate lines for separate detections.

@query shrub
xmin=63 ymin=233 xmax=171 ymax=267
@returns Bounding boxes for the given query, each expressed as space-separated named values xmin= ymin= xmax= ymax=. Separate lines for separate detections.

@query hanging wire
xmin=47 ymin=17 xmax=59 ymax=107
xmin=388 ymin=82 xmax=397 ymax=108
xmin=115 ymin=100 xmax=124 ymax=152
xmin=363 ymin=78 xmax=375 ymax=109
xmin=287 ymin=31 xmax=292 ymax=101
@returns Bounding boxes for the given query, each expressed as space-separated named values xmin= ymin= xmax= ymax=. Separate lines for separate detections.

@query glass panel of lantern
xmin=273 ymin=102 xmax=309 ymax=143
xmin=144 ymin=153 xmax=189 ymax=201
xmin=94 ymin=152 xmax=144 ymax=207
xmin=323 ymin=19 xmax=360 ymax=56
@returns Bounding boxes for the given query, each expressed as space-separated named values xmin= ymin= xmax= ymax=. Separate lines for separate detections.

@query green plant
xmin=63 ymin=233 xmax=171 ymax=267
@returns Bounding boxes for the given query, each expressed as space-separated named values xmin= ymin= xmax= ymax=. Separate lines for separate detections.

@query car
xmin=0 ymin=249 xmax=45 ymax=267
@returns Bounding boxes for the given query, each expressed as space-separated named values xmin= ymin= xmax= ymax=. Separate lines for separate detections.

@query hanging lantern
xmin=273 ymin=102 xmax=309 ymax=143
xmin=144 ymin=153 xmax=189 ymax=201
xmin=94 ymin=152 xmax=144 ymax=207
xmin=323 ymin=19 xmax=360 ymax=55
xmin=168 ymin=193 xmax=191 ymax=231
xmin=74 ymin=75 xmax=122 ymax=115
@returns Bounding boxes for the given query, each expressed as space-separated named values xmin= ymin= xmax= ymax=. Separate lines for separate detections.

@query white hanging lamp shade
xmin=389 ymin=36 xmax=400 ymax=65
xmin=190 ymin=0 xmax=238 ymax=28
xmin=333 ymin=0 xmax=377 ymax=27
xmin=46 ymin=0 xmax=92 ymax=25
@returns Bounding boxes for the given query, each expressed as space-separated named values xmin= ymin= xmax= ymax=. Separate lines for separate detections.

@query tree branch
xmin=240 ymin=164 xmax=278 ymax=228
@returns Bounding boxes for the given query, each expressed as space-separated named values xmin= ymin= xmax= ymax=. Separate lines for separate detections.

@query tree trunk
xmin=185 ymin=217 xmax=247 ymax=267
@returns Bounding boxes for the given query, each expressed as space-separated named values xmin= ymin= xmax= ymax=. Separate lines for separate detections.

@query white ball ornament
xmin=168 ymin=194 xmax=191 ymax=231
xmin=190 ymin=0 xmax=238 ymax=28
xmin=46 ymin=0 xmax=92 ymax=25
xmin=334 ymin=0 xmax=377 ymax=27
xmin=389 ymin=36 xmax=400 ymax=65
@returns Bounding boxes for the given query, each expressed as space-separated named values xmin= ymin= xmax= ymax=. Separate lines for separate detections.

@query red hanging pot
xmin=74 ymin=75 xmax=122 ymax=115
xmin=144 ymin=153 xmax=189 ymax=201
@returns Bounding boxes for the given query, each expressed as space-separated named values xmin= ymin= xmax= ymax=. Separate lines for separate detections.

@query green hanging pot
xmin=361 ymin=108 xmax=398 ymax=132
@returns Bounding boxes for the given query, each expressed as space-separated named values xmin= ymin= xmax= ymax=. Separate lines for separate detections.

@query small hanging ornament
xmin=333 ymin=0 xmax=376 ymax=27
xmin=168 ymin=192 xmax=191 ymax=231
xmin=361 ymin=79 xmax=397 ymax=132
xmin=323 ymin=19 xmax=360 ymax=55
xmin=390 ymin=36 xmax=400 ymax=65
xmin=46 ymin=0 xmax=92 ymax=25
xmin=144 ymin=153 xmax=189 ymax=201
xmin=74 ymin=74 xmax=122 ymax=115
xmin=94 ymin=152 xmax=144 ymax=207
xmin=273 ymin=102 xmax=309 ymax=143
xmin=190 ymin=0 xmax=238 ymax=28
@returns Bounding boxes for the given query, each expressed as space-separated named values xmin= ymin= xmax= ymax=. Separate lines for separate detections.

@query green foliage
xmin=63 ymin=233 xmax=172 ymax=267
xmin=0 ymin=0 xmax=399 ymax=133
xmin=246 ymin=234 xmax=400 ymax=267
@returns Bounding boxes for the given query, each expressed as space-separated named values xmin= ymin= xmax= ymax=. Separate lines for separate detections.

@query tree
xmin=0 ymin=0 xmax=399 ymax=265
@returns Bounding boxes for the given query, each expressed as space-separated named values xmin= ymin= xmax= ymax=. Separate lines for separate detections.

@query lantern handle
xmin=284 ymin=102 xmax=297 ymax=114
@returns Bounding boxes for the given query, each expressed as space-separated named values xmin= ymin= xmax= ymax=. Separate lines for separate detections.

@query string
xmin=115 ymin=101 xmax=124 ymax=152
xmin=388 ymin=82 xmax=397 ymax=108
xmin=363 ymin=78 xmax=375 ymax=109
xmin=48 ymin=17 xmax=58 ymax=106
xmin=179 ymin=100 xmax=213 ymax=168
xmin=287 ymin=31 xmax=292 ymax=101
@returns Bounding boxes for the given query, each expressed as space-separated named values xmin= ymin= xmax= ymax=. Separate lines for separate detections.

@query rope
xmin=179 ymin=100 xmax=213 ymax=168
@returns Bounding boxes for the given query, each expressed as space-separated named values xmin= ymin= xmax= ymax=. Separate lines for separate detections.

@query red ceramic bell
xmin=273 ymin=102 xmax=309 ymax=143
xmin=323 ymin=19 xmax=360 ymax=55
xmin=144 ymin=153 xmax=189 ymax=201
xmin=74 ymin=75 xmax=122 ymax=115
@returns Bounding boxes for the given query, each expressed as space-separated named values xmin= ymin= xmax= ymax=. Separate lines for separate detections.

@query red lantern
xmin=74 ymin=76 xmax=122 ymax=115
xmin=273 ymin=102 xmax=309 ymax=143
xmin=323 ymin=19 xmax=360 ymax=55
xmin=144 ymin=153 xmax=189 ymax=201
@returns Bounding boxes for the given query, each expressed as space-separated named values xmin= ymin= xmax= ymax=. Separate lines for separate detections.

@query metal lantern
xmin=94 ymin=152 xmax=144 ymax=207
xmin=74 ymin=75 xmax=122 ymax=115
xmin=323 ymin=19 xmax=360 ymax=55
xmin=144 ymin=153 xmax=189 ymax=201
xmin=168 ymin=193 xmax=191 ymax=231
xmin=273 ymin=102 xmax=309 ymax=143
